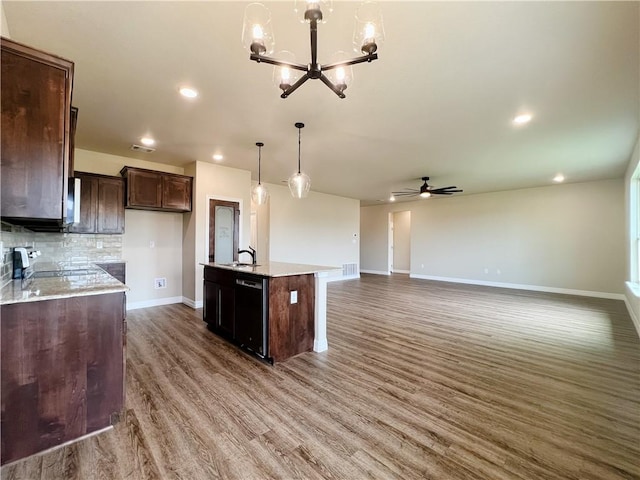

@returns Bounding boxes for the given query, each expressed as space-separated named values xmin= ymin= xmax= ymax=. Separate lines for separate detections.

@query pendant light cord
xmin=297 ymin=126 xmax=302 ymax=174
xmin=258 ymin=144 xmax=262 ymax=184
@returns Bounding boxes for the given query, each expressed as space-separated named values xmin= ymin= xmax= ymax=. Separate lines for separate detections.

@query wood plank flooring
xmin=2 ymin=274 xmax=639 ymax=479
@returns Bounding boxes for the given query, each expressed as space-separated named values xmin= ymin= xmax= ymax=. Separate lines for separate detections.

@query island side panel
xmin=268 ymin=274 xmax=315 ymax=362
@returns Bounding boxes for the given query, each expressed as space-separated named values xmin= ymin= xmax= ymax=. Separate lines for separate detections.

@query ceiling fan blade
xmin=431 ymin=190 xmax=463 ymax=194
xmin=392 ymin=192 xmax=418 ymax=197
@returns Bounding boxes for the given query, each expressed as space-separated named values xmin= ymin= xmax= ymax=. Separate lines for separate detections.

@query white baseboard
xmin=360 ymin=269 xmax=390 ymax=275
xmin=182 ymin=297 xmax=203 ymax=309
xmin=126 ymin=296 xmax=184 ymax=311
xmin=326 ymin=273 xmax=360 ymax=282
xmin=392 ymin=269 xmax=410 ymax=274
xmin=410 ymin=274 xmax=625 ymax=301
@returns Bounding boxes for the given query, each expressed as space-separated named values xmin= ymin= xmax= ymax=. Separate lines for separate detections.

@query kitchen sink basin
xmin=223 ymin=262 xmax=260 ymax=267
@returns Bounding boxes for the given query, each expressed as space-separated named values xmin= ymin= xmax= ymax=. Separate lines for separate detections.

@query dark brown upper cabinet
xmin=68 ymin=172 xmax=124 ymax=234
xmin=120 ymin=166 xmax=192 ymax=213
xmin=1 ymin=37 xmax=75 ymax=229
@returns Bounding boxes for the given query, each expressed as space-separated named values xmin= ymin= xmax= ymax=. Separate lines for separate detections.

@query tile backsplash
xmin=1 ymin=223 xmax=123 ymax=284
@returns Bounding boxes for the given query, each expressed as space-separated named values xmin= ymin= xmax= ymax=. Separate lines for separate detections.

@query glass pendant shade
xmin=288 ymin=172 xmax=311 ymax=199
xmin=272 ymin=51 xmax=299 ymax=93
xmin=294 ymin=0 xmax=333 ymax=23
xmin=326 ymin=51 xmax=354 ymax=94
xmin=251 ymin=142 xmax=269 ymax=205
xmin=289 ymin=122 xmax=311 ymax=199
xmin=242 ymin=3 xmax=275 ymax=55
xmin=251 ymin=183 xmax=269 ymax=205
xmin=353 ymin=1 xmax=385 ymax=55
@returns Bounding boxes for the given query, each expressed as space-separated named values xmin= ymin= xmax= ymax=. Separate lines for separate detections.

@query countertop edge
xmin=201 ymin=261 xmax=342 ymax=278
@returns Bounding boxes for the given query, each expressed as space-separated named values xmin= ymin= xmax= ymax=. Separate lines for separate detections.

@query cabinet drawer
xmin=204 ymin=266 xmax=237 ymax=284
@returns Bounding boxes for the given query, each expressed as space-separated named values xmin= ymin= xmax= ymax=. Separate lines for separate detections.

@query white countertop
xmin=202 ymin=261 xmax=341 ymax=278
xmin=1 ymin=263 xmax=128 ymax=305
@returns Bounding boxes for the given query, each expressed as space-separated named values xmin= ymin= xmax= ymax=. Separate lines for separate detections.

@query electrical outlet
xmin=154 ymin=277 xmax=166 ymax=289
xmin=96 ymin=240 xmax=103 ymax=249
xmin=149 ymin=240 xmax=155 ymax=248
xmin=290 ymin=290 xmax=298 ymax=304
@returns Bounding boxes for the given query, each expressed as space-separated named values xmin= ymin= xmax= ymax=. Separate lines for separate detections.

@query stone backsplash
xmin=1 ymin=223 xmax=123 ymax=285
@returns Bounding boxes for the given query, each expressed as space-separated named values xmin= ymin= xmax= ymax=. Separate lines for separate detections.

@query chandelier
xmin=242 ymin=1 xmax=384 ymax=99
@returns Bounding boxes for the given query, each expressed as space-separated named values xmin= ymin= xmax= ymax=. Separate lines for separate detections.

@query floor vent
xmin=342 ymin=263 xmax=358 ymax=276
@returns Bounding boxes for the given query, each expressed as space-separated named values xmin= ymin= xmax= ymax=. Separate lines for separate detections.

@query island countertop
xmin=201 ymin=261 xmax=341 ymax=278
xmin=0 ymin=263 xmax=128 ymax=305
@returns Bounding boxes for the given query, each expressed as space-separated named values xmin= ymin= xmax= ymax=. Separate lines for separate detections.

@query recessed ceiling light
xmin=212 ymin=154 xmax=223 ymax=161
xmin=553 ymin=173 xmax=565 ymax=183
xmin=179 ymin=87 xmax=198 ymax=98
xmin=389 ymin=195 xmax=396 ymax=202
xmin=140 ymin=137 xmax=155 ymax=146
xmin=513 ymin=113 xmax=533 ymax=125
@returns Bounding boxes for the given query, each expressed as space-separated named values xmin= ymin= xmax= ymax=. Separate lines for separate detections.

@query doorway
xmin=390 ymin=210 xmax=411 ymax=274
xmin=208 ymin=199 xmax=240 ymax=263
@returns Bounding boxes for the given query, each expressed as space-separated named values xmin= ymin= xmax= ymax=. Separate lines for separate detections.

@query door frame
xmin=205 ymin=195 xmax=244 ymax=263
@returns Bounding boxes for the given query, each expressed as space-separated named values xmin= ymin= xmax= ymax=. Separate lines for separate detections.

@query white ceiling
xmin=3 ymin=1 xmax=639 ymax=205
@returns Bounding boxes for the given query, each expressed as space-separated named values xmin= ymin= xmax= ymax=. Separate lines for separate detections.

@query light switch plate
xmin=290 ymin=290 xmax=298 ymax=304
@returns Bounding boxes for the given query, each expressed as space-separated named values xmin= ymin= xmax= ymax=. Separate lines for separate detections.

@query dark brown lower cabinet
xmin=0 ymin=292 xmax=126 ymax=465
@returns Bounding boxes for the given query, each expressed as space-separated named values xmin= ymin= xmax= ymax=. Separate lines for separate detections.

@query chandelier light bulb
xmin=336 ymin=67 xmax=346 ymax=82
xmin=281 ymin=67 xmax=291 ymax=82
xmin=364 ymin=23 xmax=375 ymax=39
xmin=252 ymin=24 xmax=264 ymax=40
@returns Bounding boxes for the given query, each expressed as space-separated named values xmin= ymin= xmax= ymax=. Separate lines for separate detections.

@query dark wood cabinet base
xmin=1 ymin=292 xmax=126 ymax=465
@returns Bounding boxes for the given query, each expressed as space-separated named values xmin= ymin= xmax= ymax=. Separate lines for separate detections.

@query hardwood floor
xmin=2 ymin=274 xmax=639 ymax=479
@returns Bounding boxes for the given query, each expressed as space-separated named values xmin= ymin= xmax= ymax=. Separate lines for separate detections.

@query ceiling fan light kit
xmin=251 ymin=142 xmax=269 ymax=205
xmin=242 ymin=0 xmax=384 ymax=99
xmin=288 ymin=122 xmax=311 ymax=199
xmin=392 ymin=177 xmax=463 ymax=200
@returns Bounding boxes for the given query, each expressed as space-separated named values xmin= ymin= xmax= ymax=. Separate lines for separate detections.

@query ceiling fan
xmin=392 ymin=177 xmax=463 ymax=199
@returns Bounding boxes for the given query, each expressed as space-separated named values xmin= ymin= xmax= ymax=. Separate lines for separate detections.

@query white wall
xmin=265 ymin=183 xmax=360 ymax=271
xmin=1 ymin=2 xmax=11 ymax=38
xmin=361 ymin=179 xmax=625 ymax=296
xmin=182 ymin=161 xmax=251 ymax=306
xmin=75 ymin=149 xmax=185 ymax=308
xmin=392 ymin=211 xmax=411 ymax=272
xmin=624 ymin=135 xmax=640 ymax=333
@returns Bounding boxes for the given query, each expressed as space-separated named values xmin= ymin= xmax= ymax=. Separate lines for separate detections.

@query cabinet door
xmin=126 ymin=169 xmax=162 ymax=208
xmin=162 ymin=175 xmax=192 ymax=212
xmin=1 ymin=39 xmax=73 ymax=222
xmin=203 ymin=280 xmax=219 ymax=326
xmin=98 ymin=177 xmax=124 ymax=233
xmin=68 ymin=174 xmax=98 ymax=233
xmin=218 ymin=284 xmax=236 ymax=337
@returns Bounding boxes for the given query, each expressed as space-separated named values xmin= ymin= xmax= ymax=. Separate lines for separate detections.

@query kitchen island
xmin=0 ymin=265 xmax=128 ymax=465
xmin=202 ymin=262 xmax=340 ymax=362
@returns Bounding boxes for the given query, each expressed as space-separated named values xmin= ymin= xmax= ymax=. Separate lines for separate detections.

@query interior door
xmin=209 ymin=199 xmax=240 ymax=263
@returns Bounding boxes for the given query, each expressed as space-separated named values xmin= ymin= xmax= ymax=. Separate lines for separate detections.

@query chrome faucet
xmin=238 ymin=246 xmax=257 ymax=265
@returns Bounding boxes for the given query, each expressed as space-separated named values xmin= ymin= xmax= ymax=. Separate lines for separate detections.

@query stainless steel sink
xmin=223 ymin=262 xmax=260 ymax=267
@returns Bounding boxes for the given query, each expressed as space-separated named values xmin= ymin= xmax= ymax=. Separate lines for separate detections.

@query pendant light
xmin=251 ymin=142 xmax=269 ymax=205
xmin=288 ymin=122 xmax=311 ymax=199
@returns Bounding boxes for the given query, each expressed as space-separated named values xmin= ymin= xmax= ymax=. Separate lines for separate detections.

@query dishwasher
xmin=234 ymin=275 xmax=268 ymax=358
